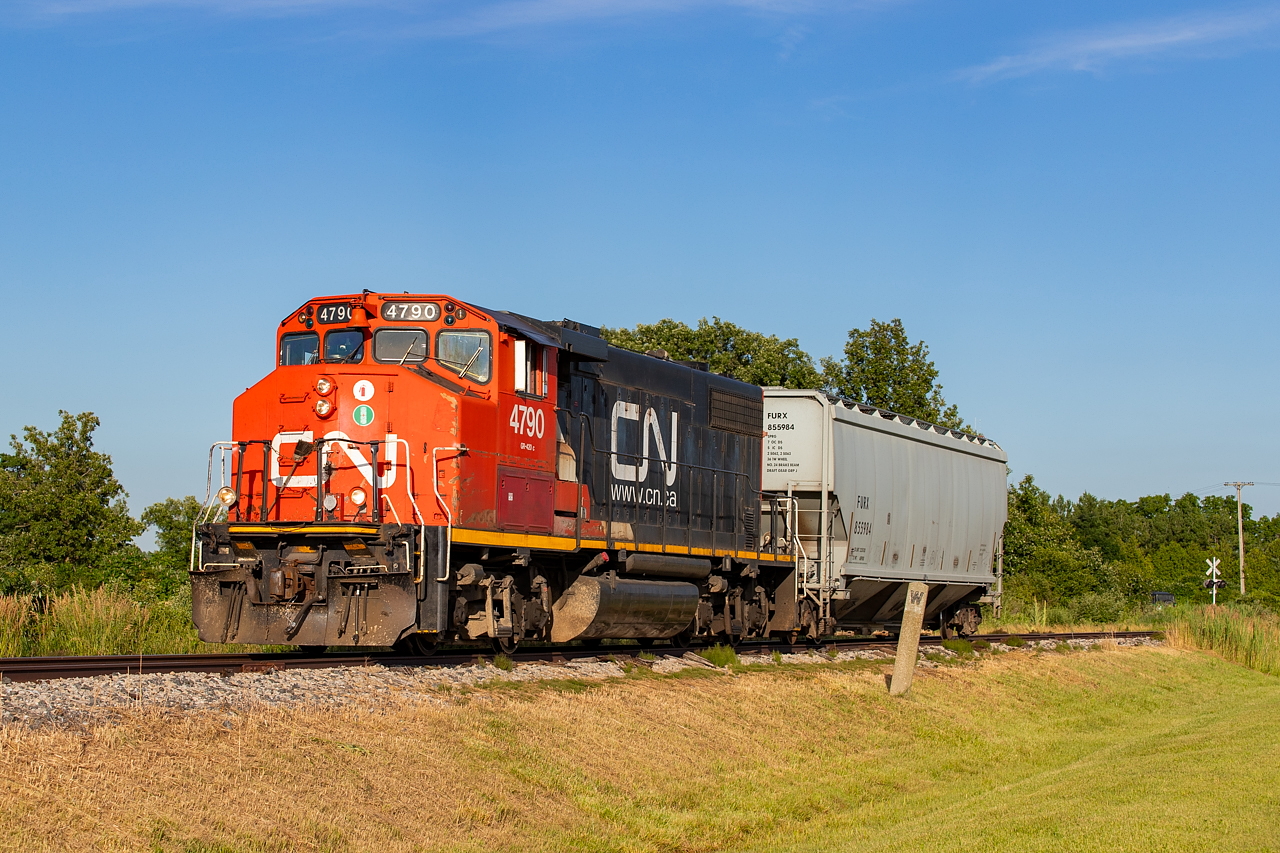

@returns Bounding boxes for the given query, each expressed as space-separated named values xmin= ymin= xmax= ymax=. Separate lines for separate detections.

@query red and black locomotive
xmin=192 ymin=292 xmax=800 ymax=652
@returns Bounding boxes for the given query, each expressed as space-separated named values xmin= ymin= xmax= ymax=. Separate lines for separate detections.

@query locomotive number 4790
xmin=510 ymin=404 xmax=545 ymax=440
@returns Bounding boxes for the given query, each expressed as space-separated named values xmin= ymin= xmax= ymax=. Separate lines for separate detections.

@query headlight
xmin=216 ymin=486 xmax=238 ymax=507
xmin=314 ymin=398 xmax=334 ymax=417
xmin=315 ymin=377 xmax=334 ymax=396
xmin=350 ymin=487 xmax=367 ymax=507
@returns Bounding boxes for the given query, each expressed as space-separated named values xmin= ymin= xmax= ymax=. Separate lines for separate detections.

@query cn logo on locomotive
xmin=609 ymin=400 xmax=678 ymax=486
xmin=270 ymin=430 xmax=399 ymax=489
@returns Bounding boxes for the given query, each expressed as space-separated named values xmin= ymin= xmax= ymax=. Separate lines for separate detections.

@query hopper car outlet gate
xmin=191 ymin=293 xmax=1007 ymax=653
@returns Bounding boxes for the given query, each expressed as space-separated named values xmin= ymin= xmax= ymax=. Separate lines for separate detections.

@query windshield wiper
xmin=398 ymin=341 xmax=426 ymax=366
xmin=459 ymin=346 xmax=483 ymax=380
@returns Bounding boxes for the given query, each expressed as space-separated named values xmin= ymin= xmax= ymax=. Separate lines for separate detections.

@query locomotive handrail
xmin=392 ymin=438 xmax=425 ymax=525
xmin=432 ymin=444 xmax=467 ymax=582
xmin=391 ymin=437 xmax=428 ymax=585
xmin=192 ymin=442 xmax=238 ymax=574
xmin=758 ymin=492 xmax=801 ymax=557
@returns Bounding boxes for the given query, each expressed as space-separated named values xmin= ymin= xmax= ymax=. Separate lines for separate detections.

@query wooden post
xmin=889 ymin=582 xmax=929 ymax=696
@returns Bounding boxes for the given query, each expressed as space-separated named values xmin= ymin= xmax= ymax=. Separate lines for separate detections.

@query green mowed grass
xmin=543 ymin=649 xmax=1280 ymax=853
xmin=765 ymin=652 xmax=1280 ymax=853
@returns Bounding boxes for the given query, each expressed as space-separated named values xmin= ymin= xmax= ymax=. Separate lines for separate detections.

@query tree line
xmin=602 ymin=316 xmax=970 ymax=430
xmin=1004 ymin=475 xmax=1280 ymax=610
xmin=0 ymin=412 xmax=198 ymax=599
xmin=3 ymin=315 xmax=1277 ymax=611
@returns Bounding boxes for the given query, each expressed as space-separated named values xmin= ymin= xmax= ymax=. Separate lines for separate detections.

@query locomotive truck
xmin=191 ymin=292 xmax=1007 ymax=652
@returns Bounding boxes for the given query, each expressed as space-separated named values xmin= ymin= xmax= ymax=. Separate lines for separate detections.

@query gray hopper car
xmin=761 ymin=388 xmax=1008 ymax=638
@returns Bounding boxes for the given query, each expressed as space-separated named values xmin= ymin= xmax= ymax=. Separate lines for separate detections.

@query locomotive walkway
xmin=0 ymin=631 xmax=1156 ymax=683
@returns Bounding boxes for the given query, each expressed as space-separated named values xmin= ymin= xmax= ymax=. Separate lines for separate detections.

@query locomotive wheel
xmin=669 ymin=623 xmax=695 ymax=650
xmin=395 ymin=634 xmax=439 ymax=656
xmin=492 ymin=636 xmax=521 ymax=655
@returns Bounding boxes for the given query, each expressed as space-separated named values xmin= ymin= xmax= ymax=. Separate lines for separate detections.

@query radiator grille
xmin=709 ymin=388 xmax=763 ymax=436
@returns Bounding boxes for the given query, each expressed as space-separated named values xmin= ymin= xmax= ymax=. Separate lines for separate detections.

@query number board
xmin=381 ymin=302 xmax=441 ymax=322
xmin=315 ymin=304 xmax=354 ymax=325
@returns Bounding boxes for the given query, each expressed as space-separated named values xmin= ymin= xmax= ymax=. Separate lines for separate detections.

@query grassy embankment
xmin=1 ymin=640 xmax=1278 ymax=851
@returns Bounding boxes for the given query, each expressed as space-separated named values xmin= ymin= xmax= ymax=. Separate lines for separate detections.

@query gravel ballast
xmin=0 ymin=637 xmax=1161 ymax=729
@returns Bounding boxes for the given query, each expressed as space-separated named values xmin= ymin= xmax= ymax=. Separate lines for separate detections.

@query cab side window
xmin=280 ymin=332 xmax=319 ymax=365
xmin=513 ymin=339 xmax=546 ymax=398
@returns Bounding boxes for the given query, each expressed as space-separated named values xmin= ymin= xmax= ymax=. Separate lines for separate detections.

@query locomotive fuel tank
xmin=550 ymin=575 xmax=699 ymax=642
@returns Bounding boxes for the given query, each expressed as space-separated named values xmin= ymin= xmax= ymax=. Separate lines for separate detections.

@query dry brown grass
xmin=0 ymin=646 xmax=1274 ymax=852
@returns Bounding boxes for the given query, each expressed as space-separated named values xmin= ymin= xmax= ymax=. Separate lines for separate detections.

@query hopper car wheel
xmin=492 ymin=636 xmax=521 ymax=655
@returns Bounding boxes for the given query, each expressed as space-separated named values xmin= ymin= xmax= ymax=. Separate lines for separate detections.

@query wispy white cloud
xmin=25 ymin=0 xmax=385 ymax=14
xmin=409 ymin=0 xmax=820 ymax=38
xmin=960 ymin=6 xmax=1280 ymax=83
xmin=20 ymin=0 xmax=842 ymax=26
xmin=10 ymin=0 xmax=916 ymax=39
xmin=776 ymin=22 xmax=808 ymax=59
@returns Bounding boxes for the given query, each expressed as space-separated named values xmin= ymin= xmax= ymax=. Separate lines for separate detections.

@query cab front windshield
xmin=324 ymin=329 xmax=365 ymax=364
xmin=280 ymin=333 xmax=319 ymax=365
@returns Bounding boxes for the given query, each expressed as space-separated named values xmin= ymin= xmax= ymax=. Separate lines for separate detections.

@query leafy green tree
xmin=820 ymin=318 xmax=967 ymax=430
xmin=1060 ymin=490 xmax=1252 ymax=603
xmin=142 ymin=496 xmax=203 ymax=568
xmin=0 ymin=411 xmax=143 ymax=593
xmin=602 ymin=317 xmax=822 ymax=389
xmin=1002 ymin=475 xmax=1105 ymax=603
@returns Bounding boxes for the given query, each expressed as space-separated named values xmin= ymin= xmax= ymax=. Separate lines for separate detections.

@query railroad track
xmin=0 ymin=631 xmax=1157 ymax=684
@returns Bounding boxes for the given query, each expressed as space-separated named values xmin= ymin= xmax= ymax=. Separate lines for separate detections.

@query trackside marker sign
xmin=353 ymin=405 xmax=375 ymax=427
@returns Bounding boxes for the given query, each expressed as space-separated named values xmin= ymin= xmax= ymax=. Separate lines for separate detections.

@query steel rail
xmin=0 ymin=631 xmax=1157 ymax=684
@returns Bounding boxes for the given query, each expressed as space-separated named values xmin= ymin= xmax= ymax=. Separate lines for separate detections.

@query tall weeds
xmin=981 ymin=592 xmax=1155 ymax=633
xmin=33 ymin=588 xmax=151 ymax=656
xmin=0 ymin=595 xmax=32 ymax=657
xmin=1167 ymin=605 xmax=1280 ymax=676
xmin=0 ymin=588 xmax=271 ymax=657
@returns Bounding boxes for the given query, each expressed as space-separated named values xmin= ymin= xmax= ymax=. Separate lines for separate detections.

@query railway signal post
xmin=1205 ymin=557 xmax=1225 ymax=605
xmin=889 ymin=582 xmax=929 ymax=696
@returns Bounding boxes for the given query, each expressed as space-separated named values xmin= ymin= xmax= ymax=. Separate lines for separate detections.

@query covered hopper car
xmin=191 ymin=292 xmax=1007 ymax=652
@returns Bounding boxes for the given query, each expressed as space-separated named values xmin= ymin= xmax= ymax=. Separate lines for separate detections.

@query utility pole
xmin=1224 ymin=482 xmax=1253 ymax=595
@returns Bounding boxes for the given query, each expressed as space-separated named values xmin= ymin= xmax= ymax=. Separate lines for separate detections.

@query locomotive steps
xmin=0 ymin=642 xmax=1275 ymax=851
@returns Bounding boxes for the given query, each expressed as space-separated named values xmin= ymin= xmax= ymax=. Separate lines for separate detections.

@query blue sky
xmin=2 ymin=0 xmax=1279 ymax=528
